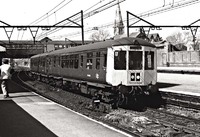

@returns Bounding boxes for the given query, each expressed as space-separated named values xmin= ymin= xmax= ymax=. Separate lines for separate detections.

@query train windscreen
xmin=129 ymin=51 xmax=142 ymax=70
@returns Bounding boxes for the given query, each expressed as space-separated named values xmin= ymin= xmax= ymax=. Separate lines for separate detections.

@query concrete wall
xmin=157 ymin=50 xmax=200 ymax=67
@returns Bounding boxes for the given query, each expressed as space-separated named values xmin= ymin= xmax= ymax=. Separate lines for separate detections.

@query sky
xmin=0 ymin=0 xmax=200 ymax=41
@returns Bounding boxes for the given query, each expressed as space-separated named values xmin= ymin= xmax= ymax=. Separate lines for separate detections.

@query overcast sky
xmin=0 ymin=0 xmax=200 ymax=40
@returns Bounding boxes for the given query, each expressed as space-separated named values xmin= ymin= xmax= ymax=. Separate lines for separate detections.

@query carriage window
xmin=61 ymin=55 xmax=68 ymax=68
xmin=145 ymin=51 xmax=154 ymax=70
xmin=80 ymin=55 xmax=83 ymax=67
xmin=114 ymin=51 xmax=126 ymax=70
xmin=66 ymin=60 xmax=69 ymax=68
xmin=129 ymin=51 xmax=142 ymax=70
xmin=70 ymin=60 xmax=73 ymax=68
xmin=61 ymin=56 xmax=65 ymax=68
xmin=69 ymin=55 xmax=74 ymax=68
xmin=74 ymin=54 xmax=79 ymax=69
xmin=86 ymin=52 xmax=93 ymax=69
xmin=86 ymin=59 xmax=92 ymax=69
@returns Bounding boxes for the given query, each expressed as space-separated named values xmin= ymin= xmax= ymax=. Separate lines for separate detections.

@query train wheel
xmin=118 ymin=93 xmax=126 ymax=106
xmin=111 ymin=96 xmax=119 ymax=109
xmin=111 ymin=93 xmax=128 ymax=109
xmin=127 ymin=94 xmax=146 ymax=111
xmin=147 ymin=92 xmax=165 ymax=108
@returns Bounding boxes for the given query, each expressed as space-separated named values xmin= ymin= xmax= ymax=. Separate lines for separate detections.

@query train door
xmin=86 ymin=52 xmax=93 ymax=80
xmin=80 ymin=54 xmax=84 ymax=79
xmin=100 ymin=51 xmax=107 ymax=82
xmin=45 ymin=55 xmax=49 ymax=75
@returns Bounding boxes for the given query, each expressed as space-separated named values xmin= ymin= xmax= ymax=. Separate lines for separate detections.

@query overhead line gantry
xmin=0 ymin=11 xmax=84 ymax=45
xmin=127 ymin=11 xmax=200 ymax=43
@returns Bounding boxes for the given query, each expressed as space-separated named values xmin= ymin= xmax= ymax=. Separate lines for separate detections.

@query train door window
xmin=103 ymin=54 xmax=107 ymax=68
xmin=66 ymin=55 xmax=69 ymax=68
xmin=145 ymin=51 xmax=154 ymax=70
xmin=42 ymin=58 xmax=45 ymax=67
xmin=80 ymin=55 xmax=83 ymax=67
xmin=114 ymin=51 xmax=126 ymax=70
xmin=49 ymin=57 xmax=52 ymax=66
xmin=39 ymin=58 xmax=41 ymax=67
xmin=129 ymin=51 xmax=142 ymax=70
xmin=86 ymin=52 xmax=93 ymax=69
xmin=53 ymin=56 xmax=56 ymax=67
xmin=58 ymin=57 xmax=61 ymax=67
xmin=70 ymin=55 xmax=74 ymax=68
xmin=74 ymin=54 xmax=79 ymax=69
xmin=61 ymin=55 xmax=65 ymax=68
xmin=96 ymin=52 xmax=100 ymax=70
xmin=96 ymin=58 xmax=100 ymax=70
xmin=40 ymin=58 xmax=43 ymax=67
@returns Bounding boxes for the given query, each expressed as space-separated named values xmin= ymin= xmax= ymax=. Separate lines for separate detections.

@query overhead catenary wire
xmin=36 ymin=0 xmax=118 ymax=39
xmin=20 ymin=0 xmax=73 ymax=40
xmin=53 ymin=0 xmax=200 ymax=39
xmin=36 ymin=0 xmax=125 ymax=40
xmin=84 ymin=0 xmax=105 ymax=13
xmin=33 ymin=0 xmax=73 ymax=25
xmin=29 ymin=0 xmax=67 ymax=25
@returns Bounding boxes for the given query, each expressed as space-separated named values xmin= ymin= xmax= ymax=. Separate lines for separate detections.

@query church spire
xmin=114 ymin=0 xmax=124 ymax=36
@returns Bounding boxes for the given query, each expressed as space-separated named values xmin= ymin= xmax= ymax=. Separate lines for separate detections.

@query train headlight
xmin=130 ymin=73 xmax=135 ymax=81
xmin=136 ymin=73 xmax=140 ymax=81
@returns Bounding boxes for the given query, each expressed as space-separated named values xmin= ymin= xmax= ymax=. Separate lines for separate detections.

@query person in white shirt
xmin=0 ymin=58 xmax=12 ymax=98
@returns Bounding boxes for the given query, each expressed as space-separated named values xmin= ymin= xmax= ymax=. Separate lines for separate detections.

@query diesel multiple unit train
xmin=30 ymin=37 xmax=159 ymax=108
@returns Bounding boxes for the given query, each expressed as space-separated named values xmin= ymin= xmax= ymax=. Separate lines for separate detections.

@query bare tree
xmin=166 ymin=31 xmax=199 ymax=50
xmin=90 ymin=29 xmax=111 ymax=41
xmin=166 ymin=32 xmax=192 ymax=44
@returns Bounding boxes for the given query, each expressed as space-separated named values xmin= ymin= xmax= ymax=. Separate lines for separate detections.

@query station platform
xmin=0 ymin=91 xmax=131 ymax=137
xmin=157 ymin=67 xmax=200 ymax=97
xmin=157 ymin=67 xmax=200 ymax=74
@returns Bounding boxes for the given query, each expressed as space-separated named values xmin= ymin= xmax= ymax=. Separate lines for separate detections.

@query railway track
xmin=161 ymin=91 xmax=200 ymax=110
xmin=144 ymin=108 xmax=200 ymax=136
xmin=15 ymin=70 xmax=200 ymax=137
xmin=14 ymin=71 xmax=141 ymax=137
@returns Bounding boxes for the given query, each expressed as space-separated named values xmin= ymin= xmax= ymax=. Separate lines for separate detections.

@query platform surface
xmin=0 ymin=91 xmax=131 ymax=137
xmin=158 ymin=69 xmax=200 ymax=96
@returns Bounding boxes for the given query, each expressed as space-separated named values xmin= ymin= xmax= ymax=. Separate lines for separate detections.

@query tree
xmin=166 ymin=31 xmax=192 ymax=44
xmin=90 ymin=29 xmax=111 ymax=41
xmin=166 ymin=31 xmax=199 ymax=51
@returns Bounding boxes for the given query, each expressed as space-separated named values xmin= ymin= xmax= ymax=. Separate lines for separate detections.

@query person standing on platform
xmin=0 ymin=59 xmax=12 ymax=98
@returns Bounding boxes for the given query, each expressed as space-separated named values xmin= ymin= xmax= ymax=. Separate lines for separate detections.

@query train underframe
xmin=31 ymin=72 xmax=163 ymax=109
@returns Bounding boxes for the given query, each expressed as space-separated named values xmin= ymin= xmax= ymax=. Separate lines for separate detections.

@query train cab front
xmin=106 ymin=43 xmax=158 ymax=108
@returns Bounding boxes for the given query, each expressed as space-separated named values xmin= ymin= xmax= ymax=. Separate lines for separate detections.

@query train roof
xmin=31 ymin=37 xmax=155 ymax=58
